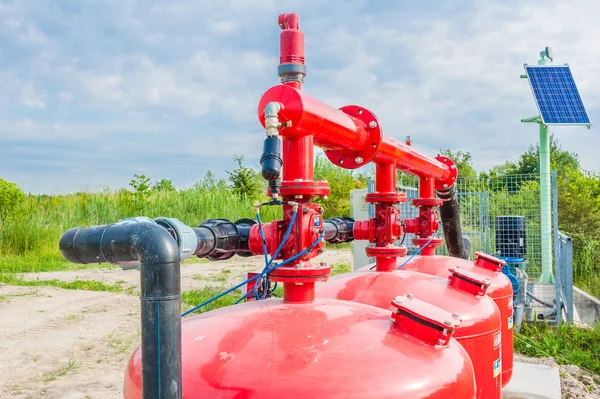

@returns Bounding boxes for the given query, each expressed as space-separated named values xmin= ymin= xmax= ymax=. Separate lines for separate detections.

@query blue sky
xmin=1 ymin=0 xmax=599 ymax=194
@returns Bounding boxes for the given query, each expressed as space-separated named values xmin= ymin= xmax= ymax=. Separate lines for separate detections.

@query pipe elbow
xmin=127 ymin=222 xmax=180 ymax=265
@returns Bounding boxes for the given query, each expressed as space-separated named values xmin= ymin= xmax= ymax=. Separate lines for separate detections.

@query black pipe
xmin=436 ymin=185 xmax=468 ymax=259
xmin=59 ymin=222 xmax=182 ymax=399
xmin=324 ymin=217 xmax=355 ymax=244
xmin=193 ymin=218 xmax=257 ymax=260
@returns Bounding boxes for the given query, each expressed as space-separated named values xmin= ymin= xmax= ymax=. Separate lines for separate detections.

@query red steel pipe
xmin=258 ymin=84 xmax=453 ymax=185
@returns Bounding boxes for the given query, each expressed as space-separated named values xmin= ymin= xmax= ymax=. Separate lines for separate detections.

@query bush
xmin=0 ymin=178 xmax=25 ymax=220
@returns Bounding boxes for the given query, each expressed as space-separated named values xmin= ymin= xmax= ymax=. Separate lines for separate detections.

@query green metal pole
xmin=535 ymin=53 xmax=554 ymax=283
xmin=538 ymin=122 xmax=554 ymax=283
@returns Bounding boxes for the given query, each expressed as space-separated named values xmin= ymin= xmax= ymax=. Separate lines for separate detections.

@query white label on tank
xmin=508 ymin=315 xmax=514 ymax=329
xmin=493 ymin=332 xmax=502 ymax=349
xmin=508 ymin=297 xmax=514 ymax=309
xmin=493 ymin=358 xmax=502 ymax=378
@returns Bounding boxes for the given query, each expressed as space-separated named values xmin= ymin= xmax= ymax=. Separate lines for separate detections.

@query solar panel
xmin=524 ymin=64 xmax=591 ymax=126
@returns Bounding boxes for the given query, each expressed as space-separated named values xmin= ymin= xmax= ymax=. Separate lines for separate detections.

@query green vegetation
xmin=1 ymin=138 xmax=599 ymax=299
xmin=0 ymin=156 xmax=364 ymax=274
xmin=182 ymin=286 xmax=242 ymax=314
xmin=516 ymin=322 xmax=600 ymax=375
xmin=43 ymin=359 xmax=78 ymax=382
xmin=0 ymin=274 xmax=133 ymax=293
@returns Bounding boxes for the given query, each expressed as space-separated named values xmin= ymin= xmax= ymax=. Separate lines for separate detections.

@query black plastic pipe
xmin=59 ymin=222 xmax=182 ymax=399
xmin=436 ymin=185 xmax=469 ymax=259
xmin=324 ymin=217 xmax=355 ymax=244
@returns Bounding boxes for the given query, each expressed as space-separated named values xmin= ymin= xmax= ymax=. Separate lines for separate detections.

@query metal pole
xmin=539 ymin=123 xmax=554 ymax=283
xmin=552 ymin=170 xmax=561 ymax=323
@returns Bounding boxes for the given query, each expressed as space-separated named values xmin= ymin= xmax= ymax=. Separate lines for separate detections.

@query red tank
xmin=316 ymin=268 xmax=502 ymax=399
xmin=123 ymin=296 xmax=476 ymax=398
xmin=361 ymin=252 xmax=513 ymax=386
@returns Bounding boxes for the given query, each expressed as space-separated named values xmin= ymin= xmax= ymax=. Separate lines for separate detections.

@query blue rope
xmin=397 ymin=225 xmax=441 ymax=270
xmin=183 ymin=233 xmax=325 ymax=317
xmin=157 ymin=301 xmax=161 ymax=396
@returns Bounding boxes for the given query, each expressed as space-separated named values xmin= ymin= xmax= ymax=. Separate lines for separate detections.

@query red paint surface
xmin=316 ymin=270 xmax=502 ymax=399
xmin=124 ymin=298 xmax=476 ymax=399
xmin=358 ymin=255 xmax=514 ymax=387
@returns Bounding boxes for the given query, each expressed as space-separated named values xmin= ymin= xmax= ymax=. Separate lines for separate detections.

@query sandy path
xmin=0 ymin=285 xmax=139 ymax=399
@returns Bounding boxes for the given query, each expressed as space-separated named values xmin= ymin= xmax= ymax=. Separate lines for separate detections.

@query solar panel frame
xmin=524 ymin=64 xmax=591 ymax=127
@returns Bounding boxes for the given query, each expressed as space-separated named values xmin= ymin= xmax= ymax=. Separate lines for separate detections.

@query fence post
xmin=559 ymin=232 xmax=574 ymax=323
xmin=552 ymin=170 xmax=563 ymax=323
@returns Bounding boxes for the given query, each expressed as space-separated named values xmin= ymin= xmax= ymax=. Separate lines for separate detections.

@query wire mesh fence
xmin=399 ymin=174 xmax=549 ymax=276
xmin=397 ymin=172 xmax=566 ymax=321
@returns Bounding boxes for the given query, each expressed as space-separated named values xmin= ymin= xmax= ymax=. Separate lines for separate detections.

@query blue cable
xmin=397 ymin=225 xmax=441 ymax=270
xmin=259 ymin=210 xmax=297 ymax=299
xmin=233 ymin=234 xmax=324 ymax=304
xmin=256 ymin=212 xmax=269 ymax=267
xmin=183 ymin=233 xmax=325 ymax=317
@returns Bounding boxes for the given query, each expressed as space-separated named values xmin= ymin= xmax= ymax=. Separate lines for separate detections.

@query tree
xmin=153 ymin=178 xmax=176 ymax=192
xmin=129 ymin=174 xmax=151 ymax=201
xmin=226 ymin=155 xmax=263 ymax=200
xmin=490 ymin=135 xmax=579 ymax=176
xmin=0 ymin=178 xmax=25 ymax=220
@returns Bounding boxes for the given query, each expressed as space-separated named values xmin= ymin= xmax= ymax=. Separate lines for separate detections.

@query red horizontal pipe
xmin=258 ymin=84 xmax=368 ymax=152
xmin=375 ymin=137 xmax=449 ymax=180
xmin=258 ymin=84 xmax=451 ymax=181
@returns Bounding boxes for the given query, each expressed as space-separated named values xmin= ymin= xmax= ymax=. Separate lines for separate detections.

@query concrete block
xmin=502 ymin=361 xmax=561 ymax=399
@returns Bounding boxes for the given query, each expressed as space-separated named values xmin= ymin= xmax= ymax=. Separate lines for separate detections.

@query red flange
xmin=434 ymin=156 xmax=458 ymax=190
xmin=269 ymin=263 xmax=331 ymax=283
xmin=324 ymin=105 xmax=383 ymax=169
xmin=412 ymin=197 xmax=443 ymax=207
xmin=274 ymin=180 xmax=331 ymax=199
xmin=365 ymin=192 xmax=407 ymax=204
xmin=366 ymin=246 xmax=408 ymax=258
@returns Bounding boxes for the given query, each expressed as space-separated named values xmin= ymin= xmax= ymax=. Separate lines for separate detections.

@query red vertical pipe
xmin=419 ymin=176 xmax=437 ymax=256
xmin=419 ymin=176 xmax=434 ymax=198
xmin=283 ymin=282 xmax=315 ymax=303
xmin=375 ymin=162 xmax=398 ymax=271
xmin=282 ymin=135 xmax=314 ymax=182
xmin=375 ymin=162 xmax=396 ymax=193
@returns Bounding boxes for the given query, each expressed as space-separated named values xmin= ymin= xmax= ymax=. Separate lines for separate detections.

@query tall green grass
xmin=0 ymin=187 xmax=280 ymax=273
xmin=516 ymin=321 xmax=600 ymax=375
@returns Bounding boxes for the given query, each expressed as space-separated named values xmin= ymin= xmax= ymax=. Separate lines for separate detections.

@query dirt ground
xmin=0 ymin=250 xmax=351 ymax=399
xmin=1 ymin=249 xmax=598 ymax=398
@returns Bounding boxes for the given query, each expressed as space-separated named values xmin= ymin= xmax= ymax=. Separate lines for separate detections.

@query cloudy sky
xmin=1 ymin=0 xmax=598 ymax=194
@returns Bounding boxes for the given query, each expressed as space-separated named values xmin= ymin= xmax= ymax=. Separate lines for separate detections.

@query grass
xmin=43 ymin=359 xmax=78 ymax=382
xmin=515 ymin=321 xmax=600 ymax=375
xmin=182 ymin=286 xmax=243 ymax=315
xmin=105 ymin=331 xmax=138 ymax=356
xmin=0 ymin=186 xmax=281 ymax=272
xmin=0 ymin=274 xmax=134 ymax=293
xmin=330 ymin=261 xmax=351 ymax=276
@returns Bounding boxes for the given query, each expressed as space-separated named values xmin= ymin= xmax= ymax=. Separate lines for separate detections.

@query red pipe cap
xmin=391 ymin=294 xmax=460 ymax=347
xmin=448 ymin=266 xmax=492 ymax=297
xmin=474 ymin=252 xmax=506 ymax=272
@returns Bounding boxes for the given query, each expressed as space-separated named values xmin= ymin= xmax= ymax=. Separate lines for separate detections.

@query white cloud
xmin=20 ymin=83 xmax=46 ymax=109
xmin=1 ymin=0 xmax=599 ymax=193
